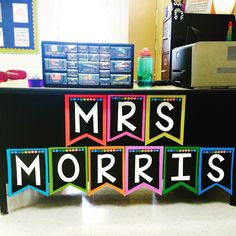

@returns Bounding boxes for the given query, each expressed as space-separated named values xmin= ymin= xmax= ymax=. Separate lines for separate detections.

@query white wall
xmin=0 ymin=0 xmax=129 ymax=79
xmin=57 ymin=0 xmax=129 ymax=43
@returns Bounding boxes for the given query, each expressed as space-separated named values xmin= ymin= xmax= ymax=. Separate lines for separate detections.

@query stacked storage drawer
xmin=42 ymin=41 xmax=134 ymax=88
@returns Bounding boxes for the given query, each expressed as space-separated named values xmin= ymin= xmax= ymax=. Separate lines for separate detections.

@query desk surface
xmin=0 ymin=79 xmax=185 ymax=90
xmin=1 ymin=79 xmax=236 ymax=95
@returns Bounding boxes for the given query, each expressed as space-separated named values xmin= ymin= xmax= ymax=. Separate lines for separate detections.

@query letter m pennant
xmin=7 ymin=148 xmax=49 ymax=196
xmin=65 ymin=94 xmax=107 ymax=146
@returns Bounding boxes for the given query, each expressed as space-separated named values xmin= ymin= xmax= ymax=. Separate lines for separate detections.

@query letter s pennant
xmin=145 ymin=95 xmax=186 ymax=145
xmin=198 ymin=148 xmax=234 ymax=195
xmin=7 ymin=148 xmax=49 ymax=196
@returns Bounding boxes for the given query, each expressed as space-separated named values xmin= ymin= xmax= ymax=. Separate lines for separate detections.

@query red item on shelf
xmin=0 ymin=71 xmax=8 ymax=82
xmin=6 ymin=70 xmax=27 ymax=80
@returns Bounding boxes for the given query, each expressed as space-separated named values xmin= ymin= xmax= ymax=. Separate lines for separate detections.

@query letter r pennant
xmin=88 ymin=146 xmax=125 ymax=195
xmin=125 ymin=146 xmax=163 ymax=196
xmin=65 ymin=94 xmax=107 ymax=146
xmin=107 ymin=95 xmax=146 ymax=143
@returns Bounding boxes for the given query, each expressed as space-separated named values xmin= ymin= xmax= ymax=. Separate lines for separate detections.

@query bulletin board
xmin=0 ymin=0 xmax=38 ymax=53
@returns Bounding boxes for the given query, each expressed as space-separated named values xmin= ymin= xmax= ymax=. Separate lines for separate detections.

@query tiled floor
xmin=1 ymin=187 xmax=236 ymax=236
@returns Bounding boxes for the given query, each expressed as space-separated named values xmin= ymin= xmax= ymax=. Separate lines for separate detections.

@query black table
xmin=1 ymin=85 xmax=236 ymax=214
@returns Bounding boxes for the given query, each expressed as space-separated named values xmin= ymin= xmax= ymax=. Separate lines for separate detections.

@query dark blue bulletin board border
xmin=0 ymin=0 xmax=38 ymax=53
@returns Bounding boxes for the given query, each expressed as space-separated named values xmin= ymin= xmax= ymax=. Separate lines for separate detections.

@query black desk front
xmin=0 ymin=85 xmax=235 ymax=214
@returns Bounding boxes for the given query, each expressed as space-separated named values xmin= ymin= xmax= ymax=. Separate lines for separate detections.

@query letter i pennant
xmin=7 ymin=148 xmax=49 ymax=196
xmin=88 ymin=146 xmax=125 ymax=195
xmin=163 ymin=146 xmax=199 ymax=195
xmin=198 ymin=148 xmax=234 ymax=195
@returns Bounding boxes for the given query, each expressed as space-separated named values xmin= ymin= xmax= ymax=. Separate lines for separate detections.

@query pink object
xmin=0 ymin=71 xmax=8 ymax=82
xmin=6 ymin=70 xmax=27 ymax=80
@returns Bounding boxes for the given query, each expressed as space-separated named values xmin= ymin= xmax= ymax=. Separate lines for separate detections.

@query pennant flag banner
xmin=198 ymin=148 xmax=234 ymax=195
xmin=107 ymin=95 xmax=146 ymax=143
xmin=65 ymin=94 xmax=186 ymax=146
xmin=125 ymin=146 xmax=163 ymax=195
xmin=145 ymin=95 xmax=186 ymax=145
xmin=65 ymin=94 xmax=107 ymax=146
xmin=3 ymin=94 xmax=236 ymax=200
xmin=49 ymin=147 xmax=88 ymax=194
xmin=6 ymin=147 xmax=235 ymax=197
xmin=7 ymin=148 xmax=49 ymax=196
xmin=88 ymin=146 xmax=125 ymax=195
xmin=163 ymin=146 xmax=199 ymax=195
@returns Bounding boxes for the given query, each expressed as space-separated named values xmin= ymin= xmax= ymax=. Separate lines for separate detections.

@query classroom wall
xmin=155 ymin=0 xmax=170 ymax=81
xmin=2 ymin=0 xmax=234 ymax=82
xmin=0 ymin=0 xmax=58 ymax=78
xmin=128 ymin=0 xmax=171 ymax=81
xmin=1 ymin=0 xmax=163 ymax=82
xmin=0 ymin=0 xmax=129 ymax=79
xmin=128 ymin=0 xmax=157 ymax=81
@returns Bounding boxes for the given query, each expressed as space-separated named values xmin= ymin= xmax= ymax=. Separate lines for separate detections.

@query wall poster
xmin=185 ymin=0 xmax=213 ymax=13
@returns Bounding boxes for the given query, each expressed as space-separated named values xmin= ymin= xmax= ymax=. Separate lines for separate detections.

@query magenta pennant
xmin=125 ymin=146 xmax=163 ymax=195
xmin=107 ymin=95 xmax=146 ymax=143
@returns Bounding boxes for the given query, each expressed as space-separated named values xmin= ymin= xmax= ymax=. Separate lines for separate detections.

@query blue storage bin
xmin=42 ymin=41 xmax=134 ymax=88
